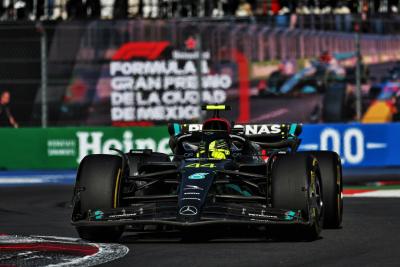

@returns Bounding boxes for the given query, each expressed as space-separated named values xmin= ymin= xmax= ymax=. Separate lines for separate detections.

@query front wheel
xmin=271 ymin=153 xmax=323 ymax=241
xmin=72 ymin=154 xmax=124 ymax=242
xmin=308 ymin=151 xmax=343 ymax=228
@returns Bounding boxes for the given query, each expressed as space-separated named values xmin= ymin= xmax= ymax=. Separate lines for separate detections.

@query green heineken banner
xmin=0 ymin=127 xmax=170 ymax=170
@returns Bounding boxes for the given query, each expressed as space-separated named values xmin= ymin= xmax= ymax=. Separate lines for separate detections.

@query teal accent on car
xmin=94 ymin=210 xmax=104 ymax=220
xmin=226 ymin=184 xmax=252 ymax=197
xmin=188 ymin=172 xmax=208 ymax=179
xmin=173 ymin=123 xmax=181 ymax=136
xmin=301 ymin=85 xmax=317 ymax=94
xmin=288 ymin=123 xmax=297 ymax=139
xmin=284 ymin=210 xmax=297 ymax=220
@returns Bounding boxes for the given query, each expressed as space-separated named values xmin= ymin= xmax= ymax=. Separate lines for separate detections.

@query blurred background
xmin=0 ymin=0 xmax=400 ymax=178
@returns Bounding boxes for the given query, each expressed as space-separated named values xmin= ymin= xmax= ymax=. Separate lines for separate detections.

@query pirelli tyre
xmin=271 ymin=153 xmax=323 ymax=241
xmin=73 ymin=154 xmax=124 ymax=242
xmin=309 ymin=151 xmax=343 ymax=228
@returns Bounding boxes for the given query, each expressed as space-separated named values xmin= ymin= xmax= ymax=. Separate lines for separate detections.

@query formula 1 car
xmin=71 ymin=105 xmax=343 ymax=241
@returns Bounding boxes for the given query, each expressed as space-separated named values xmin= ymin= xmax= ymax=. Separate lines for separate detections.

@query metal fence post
xmin=196 ymin=31 xmax=204 ymax=122
xmin=39 ymin=23 xmax=48 ymax=128
xmin=355 ymin=2 xmax=362 ymax=122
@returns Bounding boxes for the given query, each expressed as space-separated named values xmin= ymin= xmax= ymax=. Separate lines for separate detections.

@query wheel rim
xmin=310 ymin=168 xmax=323 ymax=222
xmin=315 ymin=174 xmax=323 ymax=221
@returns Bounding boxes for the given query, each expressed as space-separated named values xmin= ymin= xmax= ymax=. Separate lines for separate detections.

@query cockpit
xmin=169 ymin=118 xmax=249 ymax=161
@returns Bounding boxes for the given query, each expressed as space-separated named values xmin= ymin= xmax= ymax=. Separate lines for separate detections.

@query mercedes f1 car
xmin=71 ymin=105 xmax=343 ymax=241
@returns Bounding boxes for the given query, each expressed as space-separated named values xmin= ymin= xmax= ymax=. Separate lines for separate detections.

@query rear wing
xmin=168 ymin=123 xmax=302 ymax=151
xmin=168 ymin=123 xmax=302 ymax=141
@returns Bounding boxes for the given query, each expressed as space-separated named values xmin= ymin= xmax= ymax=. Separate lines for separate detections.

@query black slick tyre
xmin=309 ymin=151 xmax=343 ymax=228
xmin=73 ymin=154 xmax=124 ymax=242
xmin=271 ymin=153 xmax=323 ymax=241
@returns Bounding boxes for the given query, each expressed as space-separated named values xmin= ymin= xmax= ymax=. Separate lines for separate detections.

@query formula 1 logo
xmin=112 ymin=42 xmax=170 ymax=61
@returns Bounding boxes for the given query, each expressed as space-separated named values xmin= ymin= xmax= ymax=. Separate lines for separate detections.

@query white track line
xmin=0 ymin=178 xmax=48 ymax=184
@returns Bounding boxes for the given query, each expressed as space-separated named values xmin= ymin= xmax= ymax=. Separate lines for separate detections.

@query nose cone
xmin=177 ymin=167 xmax=217 ymax=222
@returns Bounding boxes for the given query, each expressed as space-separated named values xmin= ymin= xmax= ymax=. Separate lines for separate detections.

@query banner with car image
xmin=3 ymin=21 xmax=400 ymax=126
xmin=35 ymin=21 xmax=400 ymax=126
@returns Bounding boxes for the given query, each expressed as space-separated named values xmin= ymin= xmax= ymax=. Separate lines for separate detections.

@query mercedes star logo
xmin=179 ymin=205 xmax=198 ymax=216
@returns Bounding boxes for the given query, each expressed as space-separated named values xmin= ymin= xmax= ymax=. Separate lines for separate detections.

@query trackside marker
xmin=0 ymin=172 xmax=76 ymax=185
xmin=0 ymin=235 xmax=129 ymax=266
xmin=343 ymin=189 xmax=376 ymax=195
xmin=343 ymin=189 xmax=400 ymax=198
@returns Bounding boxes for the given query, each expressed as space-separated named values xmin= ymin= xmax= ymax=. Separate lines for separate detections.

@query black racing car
xmin=71 ymin=105 xmax=343 ymax=241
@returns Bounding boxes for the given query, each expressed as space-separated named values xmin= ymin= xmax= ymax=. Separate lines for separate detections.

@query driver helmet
xmin=208 ymin=139 xmax=230 ymax=159
xmin=197 ymin=139 xmax=230 ymax=160
xmin=196 ymin=118 xmax=232 ymax=159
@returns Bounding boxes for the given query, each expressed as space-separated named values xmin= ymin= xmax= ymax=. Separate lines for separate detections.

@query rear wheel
xmin=309 ymin=151 xmax=343 ymax=228
xmin=72 ymin=154 xmax=124 ymax=242
xmin=271 ymin=153 xmax=323 ymax=241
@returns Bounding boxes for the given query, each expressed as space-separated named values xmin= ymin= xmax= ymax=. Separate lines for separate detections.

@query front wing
xmin=72 ymin=202 xmax=310 ymax=227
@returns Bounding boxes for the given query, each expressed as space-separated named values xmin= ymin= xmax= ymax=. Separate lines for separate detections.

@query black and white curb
xmin=0 ymin=234 xmax=129 ymax=266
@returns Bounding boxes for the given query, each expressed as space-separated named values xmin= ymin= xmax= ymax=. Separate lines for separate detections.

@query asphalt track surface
xmin=1 ymin=185 xmax=400 ymax=266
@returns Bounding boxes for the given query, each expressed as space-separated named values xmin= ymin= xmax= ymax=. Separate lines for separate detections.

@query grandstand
xmin=0 ymin=1 xmax=399 ymax=21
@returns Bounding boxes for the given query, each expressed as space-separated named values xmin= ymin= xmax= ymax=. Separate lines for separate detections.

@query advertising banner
xmin=300 ymin=123 xmax=400 ymax=168
xmin=0 ymin=123 xmax=399 ymax=170
xmin=108 ymin=41 xmax=232 ymax=125
xmin=3 ymin=21 xmax=400 ymax=126
xmin=40 ymin=21 xmax=400 ymax=126
xmin=0 ymin=127 xmax=170 ymax=170
xmin=57 ymin=21 xmax=250 ymax=127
